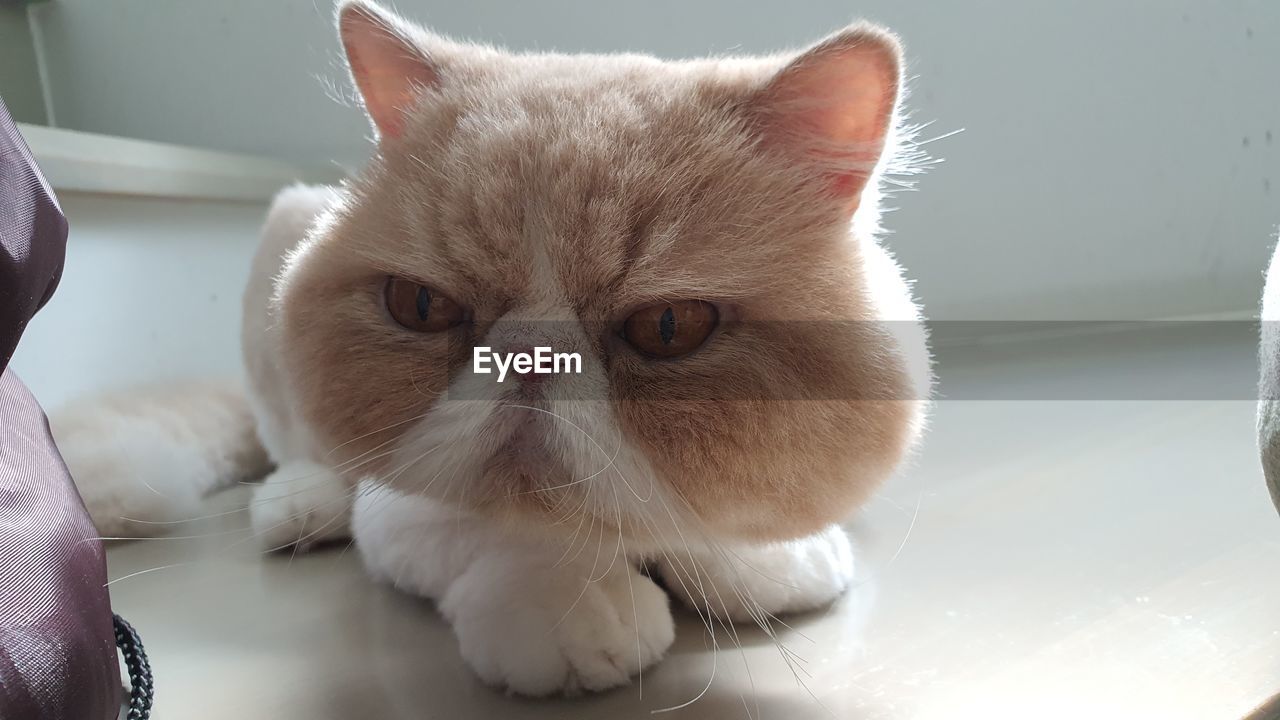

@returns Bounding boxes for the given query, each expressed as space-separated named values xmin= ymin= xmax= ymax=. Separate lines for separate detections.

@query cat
xmin=54 ymin=0 xmax=931 ymax=696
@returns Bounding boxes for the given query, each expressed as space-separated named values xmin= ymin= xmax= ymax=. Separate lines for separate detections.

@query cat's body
xmin=55 ymin=0 xmax=931 ymax=696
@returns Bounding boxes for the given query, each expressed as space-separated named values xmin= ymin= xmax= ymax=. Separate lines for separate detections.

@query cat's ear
xmin=751 ymin=24 xmax=902 ymax=208
xmin=338 ymin=0 xmax=443 ymax=140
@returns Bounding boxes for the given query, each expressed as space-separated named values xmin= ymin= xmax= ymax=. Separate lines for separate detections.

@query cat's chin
xmin=482 ymin=445 xmax=566 ymax=498
xmin=447 ymin=407 xmax=586 ymax=519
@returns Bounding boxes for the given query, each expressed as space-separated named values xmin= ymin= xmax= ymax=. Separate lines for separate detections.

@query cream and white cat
xmin=55 ymin=0 xmax=930 ymax=696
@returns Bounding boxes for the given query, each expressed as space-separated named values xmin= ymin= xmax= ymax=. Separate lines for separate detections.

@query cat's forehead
xmin=400 ymin=51 xmax=775 ymax=155
xmin=365 ymin=55 xmax=834 ymax=313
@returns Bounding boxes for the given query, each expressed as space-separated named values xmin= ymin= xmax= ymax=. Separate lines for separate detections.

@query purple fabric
xmin=0 ymin=100 xmax=121 ymax=719
xmin=0 ymin=102 xmax=64 ymax=371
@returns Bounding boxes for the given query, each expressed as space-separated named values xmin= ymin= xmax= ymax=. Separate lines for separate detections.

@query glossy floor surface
xmin=103 ymin=325 xmax=1280 ymax=719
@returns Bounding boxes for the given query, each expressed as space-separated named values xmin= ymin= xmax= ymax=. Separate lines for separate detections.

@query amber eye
xmin=622 ymin=300 xmax=719 ymax=358
xmin=384 ymin=278 xmax=466 ymax=332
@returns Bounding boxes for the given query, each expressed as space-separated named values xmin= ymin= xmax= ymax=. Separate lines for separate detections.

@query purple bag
xmin=0 ymin=100 xmax=127 ymax=720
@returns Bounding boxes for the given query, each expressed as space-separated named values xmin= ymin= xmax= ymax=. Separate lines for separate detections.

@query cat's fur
xmin=55 ymin=0 xmax=930 ymax=696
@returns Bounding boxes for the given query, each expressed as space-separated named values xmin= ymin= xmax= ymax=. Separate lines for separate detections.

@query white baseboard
xmin=930 ymin=308 xmax=1259 ymax=349
xmin=17 ymin=122 xmax=333 ymax=202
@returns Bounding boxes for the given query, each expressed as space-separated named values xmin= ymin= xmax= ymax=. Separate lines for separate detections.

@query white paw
xmin=440 ymin=556 xmax=675 ymax=696
xmin=351 ymin=480 xmax=458 ymax=598
xmin=249 ymin=460 xmax=352 ymax=551
xmin=655 ymin=524 xmax=855 ymax=623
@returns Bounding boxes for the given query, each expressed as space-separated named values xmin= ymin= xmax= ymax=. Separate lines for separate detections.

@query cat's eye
xmin=622 ymin=300 xmax=719 ymax=358
xmin=384 ymin=278 xmax=466 ymax=332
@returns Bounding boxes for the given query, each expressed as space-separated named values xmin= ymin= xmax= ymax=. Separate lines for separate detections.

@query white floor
xmin=103 ymin=325 xmax=1280 ymax=720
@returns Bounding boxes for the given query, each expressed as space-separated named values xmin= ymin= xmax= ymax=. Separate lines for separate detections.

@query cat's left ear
xmin=750 ymin=24 xmax=902 ymax=209
xmin=338 ymin=0 xmax=444 ymax=140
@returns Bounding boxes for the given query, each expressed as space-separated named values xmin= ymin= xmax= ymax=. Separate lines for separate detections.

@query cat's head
xmin=275 ymin=0 xmax=930 ymax=546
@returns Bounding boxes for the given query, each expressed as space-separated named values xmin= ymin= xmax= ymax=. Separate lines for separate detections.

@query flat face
xmin=277 ymin=51 xmax=922 ymax=543
xmin=100 ymin=328 xmax=1280 ymax=719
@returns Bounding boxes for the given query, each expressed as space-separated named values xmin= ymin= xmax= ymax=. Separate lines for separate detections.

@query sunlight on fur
xmin=53 ymin=0 xmax=933 ymax=705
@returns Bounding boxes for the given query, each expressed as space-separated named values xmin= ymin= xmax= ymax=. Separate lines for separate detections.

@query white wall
xmin=8 ymin=194 xmax=267 ymax=408
xmin=25 ymin=0 xmax=1280 ymax=320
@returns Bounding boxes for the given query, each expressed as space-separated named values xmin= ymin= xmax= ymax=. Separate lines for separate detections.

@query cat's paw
xmin=655 ymin=524 xmax=855 ymax=623
xmin=248 ymin=460 xmax=351 ymax=551
xmin=440 ymin=556 xmax=675 ymax=696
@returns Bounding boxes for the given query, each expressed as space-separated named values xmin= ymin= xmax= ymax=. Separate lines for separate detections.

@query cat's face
xmin=275 ymin=0 xmax=928 ymax=545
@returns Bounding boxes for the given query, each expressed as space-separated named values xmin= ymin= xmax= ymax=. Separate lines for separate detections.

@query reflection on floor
xmin=103 ymin=326 xmax=1280 ymax=719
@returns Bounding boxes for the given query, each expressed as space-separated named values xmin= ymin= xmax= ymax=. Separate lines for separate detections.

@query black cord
xmin=112 ymin=614 xmax=154 ymax=720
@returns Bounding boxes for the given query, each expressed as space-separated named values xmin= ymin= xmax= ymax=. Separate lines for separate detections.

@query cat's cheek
xmin=276 ymin=277 xmax=454 ymax=475
xmin=616 ymin=397 xmax=917 ymax=542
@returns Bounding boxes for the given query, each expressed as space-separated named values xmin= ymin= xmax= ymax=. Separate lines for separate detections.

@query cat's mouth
xmin=481 ymin=405 xmax=570 ymax=489
xmin=393 ymin=397 xmax=627 ymax=528
xmin=484 ymin=403 xmax=633 ymax=524
xmin=496 ymin=406 xmax=551 ymax=458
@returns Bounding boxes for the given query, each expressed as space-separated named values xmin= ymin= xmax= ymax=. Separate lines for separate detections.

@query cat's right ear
xmin=338 ymin=0 xmax=442 ymax=140
xmin=749 ymin=24 xmax=902 ymax=211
